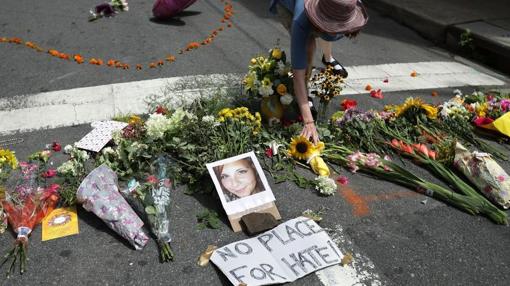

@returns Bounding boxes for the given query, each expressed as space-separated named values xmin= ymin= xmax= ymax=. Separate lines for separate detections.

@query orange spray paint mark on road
xmin=339 ymin=186 xmax=420 ymax=217
xmin=339 ymin=187 xmax=370 ymax=217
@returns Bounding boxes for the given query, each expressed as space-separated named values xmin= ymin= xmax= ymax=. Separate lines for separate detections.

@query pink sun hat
xmin=304 ymin=0 xmax=369 ymax=34
xmin=152 ymin=0 xmax=198 ymax=19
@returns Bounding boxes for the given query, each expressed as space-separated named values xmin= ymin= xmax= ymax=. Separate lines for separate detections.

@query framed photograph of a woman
xmin=206 ymin=151 xmax=276 ymax=216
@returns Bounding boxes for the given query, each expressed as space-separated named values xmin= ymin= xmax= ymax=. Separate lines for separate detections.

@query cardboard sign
xmin=75 ymin=120 xmax=128 ymax=152
xmin=42 ymin=206 xmax=79 ymax=241
xmin=211 ymin=217 xmax=343 ymax=286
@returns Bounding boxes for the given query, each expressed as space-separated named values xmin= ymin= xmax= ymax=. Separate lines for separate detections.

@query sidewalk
xmin=365 ymin=0 xmax=510 ymax=74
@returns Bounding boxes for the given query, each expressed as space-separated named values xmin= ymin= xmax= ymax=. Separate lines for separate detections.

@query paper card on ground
xmin=42 ymin=206 xmax=79 ymax=241
xmin=210 ymin=217 xmax=343 ymax=286
xmin=75 ymin=120 xmax=128 ymax=152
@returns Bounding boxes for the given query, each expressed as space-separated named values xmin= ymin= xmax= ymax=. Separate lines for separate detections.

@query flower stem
xmin=158 ymin=240 xmax=174 ymax=263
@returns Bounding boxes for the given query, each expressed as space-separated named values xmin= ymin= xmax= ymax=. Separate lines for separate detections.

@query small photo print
xmin=206 ymin=151 xmax=275 ymax=215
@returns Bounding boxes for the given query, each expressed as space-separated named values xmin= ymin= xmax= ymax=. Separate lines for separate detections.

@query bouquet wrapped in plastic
xmin=122 ymin=156 xmax=174 ymax=262
xmin=454 ymin=143 xmax=510 ymax=209
xmin=1 ymin=162 xmax=59 ymax=276
xmin=77 ymin=165 xmax=149 ymax=250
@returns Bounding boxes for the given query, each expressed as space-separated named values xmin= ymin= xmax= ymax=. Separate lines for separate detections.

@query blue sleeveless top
xmin=269 ymin=0 xmax=344 ymax=69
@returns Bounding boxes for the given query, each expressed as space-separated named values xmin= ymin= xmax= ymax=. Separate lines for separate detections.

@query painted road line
xmin=0 ymin=61 xmax=505 ymax=135
xmin=341 ymin=61 xmax=505 ymax=94
xmin=0 ymin=73 xmax=241 ymax=135
xmin=316 ymin=224 xmax=383 ymax=286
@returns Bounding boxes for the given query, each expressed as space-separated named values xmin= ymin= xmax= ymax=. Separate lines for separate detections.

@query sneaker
xmin=322 ymin=55 xmax=348 ymax=78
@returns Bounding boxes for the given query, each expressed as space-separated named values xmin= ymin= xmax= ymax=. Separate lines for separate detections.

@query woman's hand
xmin=300 ymin=121 xmax=319 ymax=145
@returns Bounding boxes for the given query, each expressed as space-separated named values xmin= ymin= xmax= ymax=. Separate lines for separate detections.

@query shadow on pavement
xmin=149 ymin=10 xmax=202 ymax=26
xmin=78 ymin=205 xmax=137 ymax=250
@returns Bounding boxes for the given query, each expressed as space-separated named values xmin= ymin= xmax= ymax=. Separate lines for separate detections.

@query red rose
xmin=42 ymin=169 xmax=57 ymax=178
xmin=336 ymin=176 xmax=349 ymax=186
xmin=370 ymin=89 xmax=384 ymax=99
xmin=341 ymin=99 xmax=357 ymax=110
xmin=155 ymin=106 xmax=168 ymax=115
xmin=265 ymin=147 xmax=273 ymax=158
xmin=52 ymin=142 xmax=62 ymax=152
xmin=473 ymin=117 xmax=494 ymax=126
xmin=146 ymin=175 xmax=158 ymax=185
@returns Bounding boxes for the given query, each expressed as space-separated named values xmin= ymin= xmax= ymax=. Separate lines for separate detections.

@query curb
xmin=365 ymin=0 xmax=510 ymax=74
xmin=364 ymin=0 xmax=447 ymax=43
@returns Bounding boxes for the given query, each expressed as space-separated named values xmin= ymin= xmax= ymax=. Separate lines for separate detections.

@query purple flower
xmin=95 ymin=3 xmax=115 ymax=17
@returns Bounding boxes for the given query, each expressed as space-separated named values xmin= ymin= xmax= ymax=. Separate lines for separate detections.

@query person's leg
xmin=317 ymin=38 xmax=348 ymax=78
xmin=318 ymin=38 xmax=333 ymax=62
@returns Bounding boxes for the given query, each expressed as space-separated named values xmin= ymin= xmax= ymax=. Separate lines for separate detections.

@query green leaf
xmin=196 ymin=209 xmax=221 ymax=230
xmin=145 ymin=206 xmax=157 ymax=215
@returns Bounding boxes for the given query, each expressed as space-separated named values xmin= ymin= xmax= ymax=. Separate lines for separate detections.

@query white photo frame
xmin=206 ymin=151 xmax=276 ymax=216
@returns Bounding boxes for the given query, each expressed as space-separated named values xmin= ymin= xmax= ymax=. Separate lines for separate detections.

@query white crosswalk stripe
xmin=317 ymin=225 xmax=383 ymax=286
xmin=0 ymin=61 xmax=505 ymax=135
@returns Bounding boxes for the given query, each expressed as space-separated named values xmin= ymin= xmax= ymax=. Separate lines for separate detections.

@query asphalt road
xmin=1 ymin=1 xmax=510 ymax=286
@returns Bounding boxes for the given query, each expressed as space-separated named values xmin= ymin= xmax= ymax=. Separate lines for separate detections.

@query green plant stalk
xmin=326 ymin=152 xmax=477 ymax=214
xmin=386 ymin=139 xmax=508 ymax=225
xmin=382 ymin=128 xmax=507 ymax=223
xmin=324 ymin=147 xmax=508 ymax=225
xmin=1 ymin=240 xmax=27 ymax=277
xmin=422 ymin=159 xmax=507 ymax=224
xmin=158 ymin=240 xmax=174 ymax=263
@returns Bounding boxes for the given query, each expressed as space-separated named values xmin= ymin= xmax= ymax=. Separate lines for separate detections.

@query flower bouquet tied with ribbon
xmin=1 ymin=162 xmax=59 ymax=276
xmin=77 ymin=165 xmax=149 ymax=250
xmin=89 ymin=0 xmax=129 ymax=22
xmin=122 ymin=156 xmax=175 ymax=262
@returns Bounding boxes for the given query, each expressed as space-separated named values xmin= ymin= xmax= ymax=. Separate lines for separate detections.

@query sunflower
xmin=395 ymin=97 xmax=438 ymax=119
xmin=421 ymin=104 xmax=438 ymax=119
xmin=289 ymin=136 xmax=315 ymax=161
